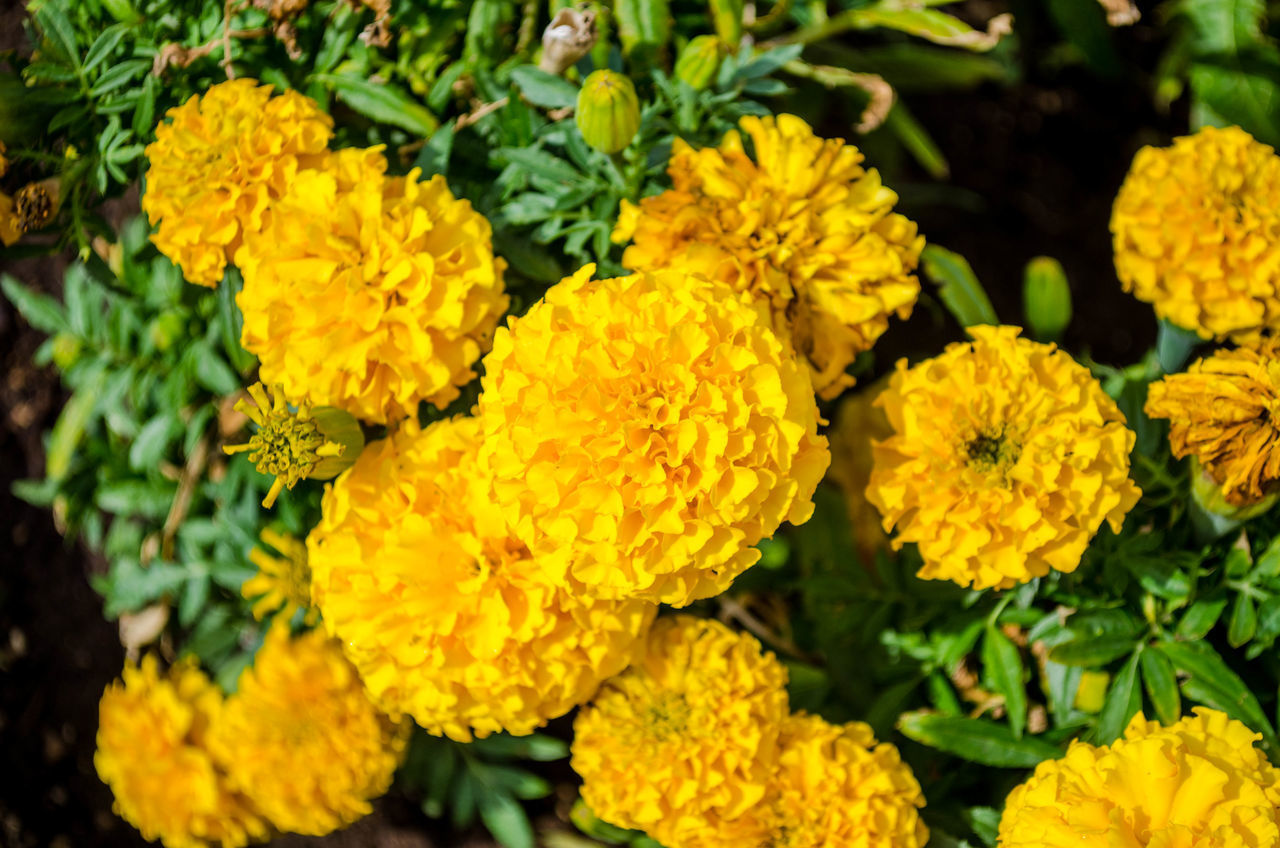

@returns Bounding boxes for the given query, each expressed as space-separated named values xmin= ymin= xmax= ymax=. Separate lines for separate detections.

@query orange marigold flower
xmin=143 ymin=79 xmax=333 ymax=287
xmin=308 ymin=416 xmax=656 ymax=741
xmin=1145 ymin=337 xmax=1280 ymax=506
xmin=613 ymin=113 xmax=923 ymax=398
xmin=571 ymin=616 xmax=790 ymax=848
xmin=1112 ymin=125 xmax=1280 ymax=340
xmin=206 ymin=624 xmax=408 ymax=837
xmin=95 ymin=656 xmax=266 ymax=848
xmin=866 ymin=325 xmax=1142 ymax=590
xmin=478 ymin=265 xmax=829 ymax=607
xmin=236 ymin=147 xmax=508 ymax=424
xmin=998 ymin=709 xmax=1280 ymax=848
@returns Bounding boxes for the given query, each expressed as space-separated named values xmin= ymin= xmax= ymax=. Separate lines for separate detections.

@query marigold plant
xmin=613 ymin=113 xmax=924 ymax=398
xmin=236 ymin=147 xmax=508 ymax=424
xmin=206 ymin=624 xmax=408 ymax=837
xmin=478 ymin=265 xmax=830 ymax=606
xmin=95 ymin=656 xmax=265 ymax=848
xmin=1145 ymin=337 xmax=1280 ymax=507
xmin=998 ymin=709 xmax=1280 ymax=847
xmin=308 ymin=416 xmax=656 ymax=741
xmin=571 ymin=616 xmax=790 ymax=848
xmin=1112 ymin=125 xmax=1280 ymax=340
xmin=142 ymin=79 xmax=333 ymax=287
xmin=866 ymin=325 xmax=1142 ymax=590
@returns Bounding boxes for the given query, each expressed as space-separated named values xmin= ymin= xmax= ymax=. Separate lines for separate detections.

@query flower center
xmin=643 ymin=693 xmax=692 ymax=741
xmin=965 ymin=428 xmax=1020 ymax=473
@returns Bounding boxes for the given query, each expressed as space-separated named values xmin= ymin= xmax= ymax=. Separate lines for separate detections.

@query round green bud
xmin=675 ymin=35 xmax=725 ymax=91
xmin=1022 ymin=256 xmax=1072 ymax=342
xmin=576 ymin=70 xmax=641 ymax=154
xmin=309 ymin=406 xmax=365 ymax=480
xmin=50 ymin=332 xmax=81 ymax=371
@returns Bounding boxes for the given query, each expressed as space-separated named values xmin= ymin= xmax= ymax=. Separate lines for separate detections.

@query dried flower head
xmin=236 ymin=147 xmax=508 ymax=424
xmin=571 ymin=616 xmax=790 ymax=848
xmin=207 ymin=624 xmax=408 ymax=837
xmin=613 ymin=114 xmax=923 ymax=398
xmin=999 ymin=709 xmax=1280 ymax=848
xmin=1145 ymin=337 xmax=1280 ymax=506
xmin=867 ymin=326 xmax=1142 ymax=590
xmin=143 ymin=78 xmax=333 ymax=287
xmin=1112 ymin=125 xmax=1280 ymax=339
xmin=95 ymin=656 xmax=266 ymax=848
xmin=478 ymin=265 xmax=829 ymax=607
xmin=309 ymin=416 xmax=656 ymax=741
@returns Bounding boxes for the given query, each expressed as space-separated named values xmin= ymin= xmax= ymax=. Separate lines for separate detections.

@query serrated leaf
xmin=921 ymin=244 xmax=998 ymax=327
xmin=34 ymin=4 xmax=81 ymax=69
xmin=83 ymin=24 xmax=128 ymax=75
xmin=2 ymin=275 xmax=69 ymax=335
xmin=1156 ymin=640 xmax=1276 ymax=741
xmin=510 ymin=65 xmax=579 ymax=109
xmin=314 ymin=73 xmax=439 ymax=136
xmin=896 ymin=712 xmax=1060 ymax=767
xmin=90 ymin=59 xmax=149 ymax=97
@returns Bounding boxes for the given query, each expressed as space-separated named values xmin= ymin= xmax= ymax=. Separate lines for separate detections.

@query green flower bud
xmin=309 ymin=406 xmax=365 ymax=480
xmin=674 ymin=35 xmax=724 ymax=91
xmin=576 ymin=70 xmax=641 ymax=154
xmin=50 ymin=332 xmax=81 ymax=371
xmin=1022 ymin=256 xmax=1072 ymax=342
xmin=709 ymin=0 xmax=744 ymax=44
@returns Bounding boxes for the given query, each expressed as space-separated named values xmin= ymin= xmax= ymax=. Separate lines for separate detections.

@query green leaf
xmin=194 ymin=350 xmax=239 ymax=395
xmin=896 ymin=712 xmax=1061 ymax=767
xmin=615 ymin=0 xmax=672 ymax=68
xmin=47 ymin=380 xmax=101 ymax=480
xmin=313 ymin=73 xmax=440 ymax=136
xmin=1190 ymin=53 xmax=1280 ymax=146
xmin=922 ymin=244 xmax=998 ymax=327
xmin=128 ymin=414 xmax=177 ymax=472
xmin=472 ymin=733 xmax=569 ymax=762
xmin=2 ymin=275 xmax=69 ymax=335
xmin=1156 ymin=640 xmax=1277 ymax=741
xmin=1045 ymin=0 xmax=1122 ymax=77
xmin=1176 ymin=597 xmax=1228 ymax=640
xmin=34 ymin=3 xmax=81 ymax=69
xmin=413 ymin=121 xmax=455 ymax=178
xmin=1180 ymin=0 xmax=1265 ymax=54
xmin=96 ymin=559 xmax=190 ymax=618
xmin=510 ymin=65 xmax=579 ymax=109
xmin=981 ymin=625 xmax=1026 ymax=737
xmin=736 ymin=44 xmax=806 ymax=80
xmin=884 ymin=101 xmax=949 ymax=179
xmin=90 ymin=59 xmax=149 ymax=97
xmin=848 ymin=6 xmax=1009 ymax=52
xmin=1140 ymin=646 xmax=1181 ymax=726
xmin=495 ymin=147 xmax=584 ymax=185
xmin=83 ymin=24 xmax=128 ymax=75
xmin=1228 ymin=593 xmax=1258 ymax=647
xmin=1091 ymin=650 xmax=1141 ymax=745
xmin=1049 ymin=635 xmax=1139 ymax=667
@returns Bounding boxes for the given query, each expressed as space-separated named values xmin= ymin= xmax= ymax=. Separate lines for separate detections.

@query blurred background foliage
xmin=5 ymin=0 xmax=1280 ymax=846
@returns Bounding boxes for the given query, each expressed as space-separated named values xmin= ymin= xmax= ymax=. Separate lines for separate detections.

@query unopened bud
xmin=674 ymin=35 xmax=724 ymax=90
xmin=576 ymin=70 xmax=640 ymax=154
xmin=50 ymin=332 xmax=82 ymax=371
xmin=540 ymin=6 xmax=598 ymax=75
xmin=1022 ymin=256 xmax=1072 ymax=342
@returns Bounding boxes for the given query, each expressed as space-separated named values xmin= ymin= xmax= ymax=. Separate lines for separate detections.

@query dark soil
xmin=0 ymin=1 xmax=1183 ymax=846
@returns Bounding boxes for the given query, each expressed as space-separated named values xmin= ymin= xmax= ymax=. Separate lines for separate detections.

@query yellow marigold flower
xmin=866 ymin=325 xmax=1141 ymax=590
xmin=478 ymin=265 xmax=830 ymax=607
xmin=242 ymin=528 xmax=316 ymax=623
xmin=613 ymin=114 xmax=923 ymax=398
xmin=222 ymin=383 xmax=360 ymax=508
xmin=142 ymin=78 xmax=333 ymax=287
xmin=308 ymin=416 xmax=656 ymax=742
xmin=740 ymin=712 xmax=929 ymax=848
xmin=1112 ymin=125 xmax=1280 ymax=340
xmin=571 ymin=616 xmax=789 ymax=848
xmin=236 ymin=147 xmax=508 ymax=423
xmin=1145 ymin=337 xmax=1280 ymax=507
xmin=207 ymin=624 xmax=408 ymax=837
xmin=95 ymin=655 xmax=266 ymax=848
xmin=998 ymin=708 xmax=1280 ymax=848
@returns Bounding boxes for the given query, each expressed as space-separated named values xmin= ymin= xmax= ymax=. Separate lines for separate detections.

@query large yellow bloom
xmin=571 ymin=616 xmax=789 ymax=848
xmin=142 ymin=79 xmax=333 ymax=287
xmin=308 ymin=416 xmax=656 ymax=741
xmin=1112 ymin=125 xmax=1280 ymax=340
xmin=742 ymin=712 xmax=929 ymax=848
xmin=95 ymin=656 xmax=266 ymax=848
xmin=206 ymin=624 xmax=407 ymax=837
xmin=998 ymin=709 xmax=1280 ymax=848
xmin=866 ymin=326 xmax=1141 ymax=590
xmin=613 ymin=114 xmax=923 ymax=398
xmin=1145 ymin=337 xmax=1280 ymax=506
xmin=478 ymin=265 xmax=830 ymax=607
xmin=237 ymin=147 xmax=508 ymax=424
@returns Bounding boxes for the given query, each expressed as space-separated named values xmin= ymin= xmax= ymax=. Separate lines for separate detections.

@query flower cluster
xmin=613 ymin=114 xmax=924 ymax=398
xmin=96 ymin=631 xmax=405 ymax=846
xmin=142 ymin=79 xmax=333 ymax=287
xmin=1112 ymin=125 xmax=1280 ymax=340
xmin=236 ymin=147 xmax=509 ymax=424
xmin=998 ymin=709 xmax=1280 ymax=847
xmin=1146 ymin=336 xmax=1280 ymax=507
xmin=571 ymin=616 xmax=927 ymax=848
xmin=308 ymin=416 xmax=656 ymax=741
xmin=866 ymin=325 xmax=1142 ymax=590
xmin=478 ymin=265 xmax=830 ymax=607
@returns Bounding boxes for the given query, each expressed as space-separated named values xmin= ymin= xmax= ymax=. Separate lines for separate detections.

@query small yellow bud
xmin=576 ymin=70 xmax=640 ymax=154
xmin=674 ymin=35 xmax=725 ymax=91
